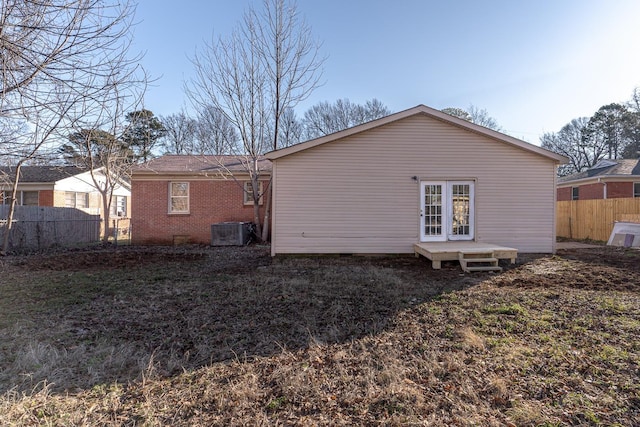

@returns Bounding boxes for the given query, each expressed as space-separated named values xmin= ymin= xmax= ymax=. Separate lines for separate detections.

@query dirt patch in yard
xmin=7 ymin=244 xmax=272 ymax=272
xmin=490 ymin=247 xmax=640 ymax=292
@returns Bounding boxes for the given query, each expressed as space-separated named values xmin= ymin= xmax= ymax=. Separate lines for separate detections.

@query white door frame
xmin=420 ymin=180 xmax=475 ymax=242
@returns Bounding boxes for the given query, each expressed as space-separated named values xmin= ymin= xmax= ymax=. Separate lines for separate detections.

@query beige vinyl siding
xmin=272 ymin=114 xmax=557 ymax=255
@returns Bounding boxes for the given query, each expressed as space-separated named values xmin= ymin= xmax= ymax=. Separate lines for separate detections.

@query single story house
xmin=556 ymin=159 xmax=640 ymax=200
xmin=0 ymin=165 xmax=131 ymax=221
xmin=265 ymin=104 xmax=567 ymax=265
xmin=130 ymin=155 xmax=271 ymax=245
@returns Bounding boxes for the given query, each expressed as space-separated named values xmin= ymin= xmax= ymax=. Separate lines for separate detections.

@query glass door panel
xmin=448 ymin=182 xmax=473 ymax=240
xmin=420 ymin=182 xmax=446 ymax=241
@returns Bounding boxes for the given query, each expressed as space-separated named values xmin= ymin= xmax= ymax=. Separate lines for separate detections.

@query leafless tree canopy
xmin=160 ymin=113 xmax=197 ymax=155
xmin=441 ymin=105 xmax=501 ymax=131
xmin=194 ymin=106 xmax=239 ymax=155
xmin=302 ymin=98 xmax=390 ymax=139
xmin=540 ymin=118 xmax=592 ymax=176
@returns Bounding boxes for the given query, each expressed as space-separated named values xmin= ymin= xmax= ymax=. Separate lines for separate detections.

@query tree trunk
xmin=101 ymin=191 xmax=111 ymax=244
xmin=1 ymin=163 xmax=23 ymax=255
xmin=261 ymin=177 xmax=273 ymax=242
xmin=253 ymin=201 xmax=263 ymax=243
xmin=251 ymin=174 xmax=263 ymax=241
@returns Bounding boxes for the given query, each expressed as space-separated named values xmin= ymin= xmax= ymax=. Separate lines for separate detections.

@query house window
xmin=21 ymin=191 xmax=39 ymax=206
xmin=65 ymin=192 xmax=89 ymax=208
xmin=0 ymin=191 xmax=38 ymax=206
xmin=0 ymin=191 xmax=39 ymax=206
xmin=110 ymin=195 xmax=127 ymax=217
xmin=243 ymin=181 xmax=264 ymax=205
xmin=169 ymin=182 xmax=189 ymax=213
xmin=635 ymin=182 xmax=640 ymax=198
xmin=571 ymin=187 xmax=579 ymax=201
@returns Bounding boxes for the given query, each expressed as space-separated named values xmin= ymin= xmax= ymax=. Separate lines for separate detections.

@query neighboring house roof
xmin=132 ymin=155 xmax=272 ymax=176
xmin=0 ymin=165 xmax=131 ymax=194
xmin=557 ymin=158 xmax=640 ymax=186
xmin=265 ymin=104 xmax=568 ymax=163
xmin=0 ymin=165 xmax=88 ymax=183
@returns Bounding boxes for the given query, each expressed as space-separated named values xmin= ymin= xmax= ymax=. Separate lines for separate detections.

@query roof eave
xmin=557 ymin=174 xmax=640 ymax=186
xmin=131 ymin=169 xmax=271 ymax=177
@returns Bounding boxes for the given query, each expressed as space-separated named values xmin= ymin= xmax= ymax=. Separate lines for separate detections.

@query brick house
xmin=557 ymin=159 xmax=640 ymax=201
xmin=0 ymin=165 xmax=131 ymax=221
xmin=130 ymin=155 xmax=271 ymax=245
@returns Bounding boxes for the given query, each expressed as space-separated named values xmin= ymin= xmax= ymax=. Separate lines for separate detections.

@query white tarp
xmin=607 ymin=221 xmax=640 ymax=247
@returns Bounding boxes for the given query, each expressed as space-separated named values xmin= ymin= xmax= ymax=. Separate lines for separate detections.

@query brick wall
xmin=558 ymin=181 xmax=635 ymax=201
xmin=606 ymin=182 xmax=633 ymax=198
xmin=131 ymin=179 xmax=262 ymax=245
xmin=38 ymin=190 xmax=54 ymax=206
xmin=557 ymin=187 xmax=572 ymax=201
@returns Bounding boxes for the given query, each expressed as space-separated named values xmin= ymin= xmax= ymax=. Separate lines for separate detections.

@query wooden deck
xmin=414 ymin=241 xmax=518 ymax=271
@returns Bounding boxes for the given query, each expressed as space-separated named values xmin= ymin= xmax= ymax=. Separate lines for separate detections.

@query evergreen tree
xmin=122 ymin=109 xmax=166 ymax=163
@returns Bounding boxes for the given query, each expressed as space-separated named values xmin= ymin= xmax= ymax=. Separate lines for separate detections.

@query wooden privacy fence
xmin=0 ymin=205 xmax=100 ymax=251
xmin=557 ymin=198 xmax=640 ymax=242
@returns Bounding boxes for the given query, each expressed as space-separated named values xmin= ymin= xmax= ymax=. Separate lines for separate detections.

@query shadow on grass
xmin=0 ymin=245 xmax=491 ymax=395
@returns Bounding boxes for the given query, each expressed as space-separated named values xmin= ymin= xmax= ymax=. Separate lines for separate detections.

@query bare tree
xmin=540 ymin=117 xmax=596 ymax=176
xmin=302 ymin=98 xmax=390 ymax=139
xmin=160 ymin=112 xmax=197 ymax=155
xmin=467 ymin=105 xmax=502 ymax=131
xmin=64 ymin=83 xmax=143 ymax=243
xmin=186 ymin=0 xmax=324 ymax=241
xmin=441 ymin=107 xmax=472 ymax=122
xmin=0 ymin=0 xmax=143 ymax=254
xmin=622 ymin=88 xmax=640 ymax=158
xmin=194 ymin=106 xmax=239 ymax=155
xmin=442 ymin=105 xmax=501 ymax=131
xmin=277 ymin=107 xmax=304 ymax=148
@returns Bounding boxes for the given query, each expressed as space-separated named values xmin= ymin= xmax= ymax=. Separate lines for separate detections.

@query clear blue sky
xmin=131 ymin=0 xmax=640 ymax=144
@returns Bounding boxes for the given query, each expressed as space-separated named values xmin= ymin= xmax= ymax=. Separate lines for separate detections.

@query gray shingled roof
xmin=132 ymin=155 xmax=272 ymax=174
xmin=558 ymin=159 xmax=640 ymax=183
xmin=0 ymin=165 xmax=88 ymax=183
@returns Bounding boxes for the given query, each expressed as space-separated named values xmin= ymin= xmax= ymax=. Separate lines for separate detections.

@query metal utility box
xmin=211 ymin=222 xmax=253 ymax=246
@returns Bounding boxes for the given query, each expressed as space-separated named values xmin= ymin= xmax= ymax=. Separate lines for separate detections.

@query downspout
xmin=598 ymin=178 xmax=607 ymax=199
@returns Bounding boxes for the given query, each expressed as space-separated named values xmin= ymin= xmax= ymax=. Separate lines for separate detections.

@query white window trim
xmin=169 ymin=182 xmax=190 ymax=214
xmin=110 ymin=195 xmax=127 ymax=217
xmin=64 ymin=191 xmax=89 ymax=209
xmin=634 ymin=182 xmax=640 ymax=198
xmin=571 ymin=186 xmax=579 ymax=201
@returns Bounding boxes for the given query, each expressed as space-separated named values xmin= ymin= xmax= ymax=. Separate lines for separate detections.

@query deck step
xmin=458 ymin=251 xmax=502 ymax=273
xmin=459 ymin=257 xmax=497 ymax=263
xmin=464 ymin=265 xmax=503 ymax=272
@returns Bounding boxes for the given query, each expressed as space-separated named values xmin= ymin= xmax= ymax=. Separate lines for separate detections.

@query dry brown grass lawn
xmin=0 ymin=244 xmax=639 ymax=426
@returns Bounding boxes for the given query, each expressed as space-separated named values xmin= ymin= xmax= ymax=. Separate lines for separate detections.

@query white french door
xmin=420 ymin=181 xmax=474 ymax=242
